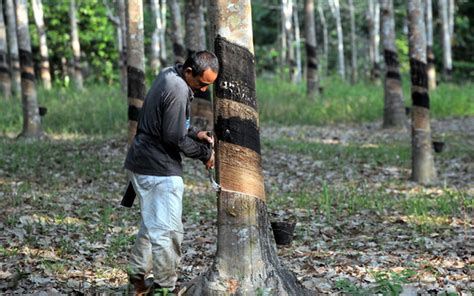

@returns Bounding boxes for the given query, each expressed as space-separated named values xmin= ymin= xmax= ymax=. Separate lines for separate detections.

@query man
xmin=124 ymin=51 xmax=219 ymax=294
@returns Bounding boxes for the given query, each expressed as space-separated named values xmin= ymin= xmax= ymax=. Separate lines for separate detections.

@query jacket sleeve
xmin=161 ymin=90 xmax=211 ymax=163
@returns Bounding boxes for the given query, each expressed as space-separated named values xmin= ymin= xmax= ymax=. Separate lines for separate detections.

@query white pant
xmin=127 ymin=170 xmax=184 ymax=289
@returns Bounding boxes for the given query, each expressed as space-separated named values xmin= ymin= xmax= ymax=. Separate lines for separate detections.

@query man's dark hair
xmin=183 ymin=50 xmax=219 ymax=77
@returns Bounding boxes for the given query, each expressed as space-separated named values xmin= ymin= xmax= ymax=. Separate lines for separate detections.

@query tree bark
xmin=16 ymin=0 xmax=43 ymax=139
xmin=368 ymin=0 xmax=381 ymax=81
xmin=105 ymin=0 xmax=127 ymax=94
xmin=150 ymin=0 xmax=162 ymax=74
xmin=425 ymin=0 xmax=436 ymax=90
xmin=31 ymin=0 xmax=51 ymax=90
xmin=349 ymin=0 xmax=357 ymax=84
xmin=304 ymin=0 xmax=319 ymax=98
xmin=407 ymin=0 xmax=437 ymax=184
xmin=381 ymin=0 xmax=406 ymax=128
xmin=168 ymin=0 xmax=186 ymax=64
xmin=282 ymin=0 xmax=296 ymax=82
xmin=439 ymin=0 xmax=452 ymax=79
xmin=0 ymin=0 xmax=12 ymax=98
xmin=69 ymin=0 xmax=83 ymax=89
xmin=331 ymin=0 xmax=345 ymax=80
xmin=317 ymin=1 xmax=328 ymax=77
xmin=293 ymin=0 xmax=302 ymax=83
xmin=159 ymin=0 xmax=167 ymax=64
xmin=185 ymin=1 xmax=311 ymax=295
xmin=126 ymin=0 xmax=146 ymax=145
xmin=5 ymin=0 xmax=21 ymax=96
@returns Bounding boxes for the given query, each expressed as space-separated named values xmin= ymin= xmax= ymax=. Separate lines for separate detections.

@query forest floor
xmin=0 ymin=117 xmax=472 ymax=295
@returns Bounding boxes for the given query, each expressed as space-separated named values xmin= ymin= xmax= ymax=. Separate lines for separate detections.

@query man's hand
xmin=206 ymin=150 xmax=215 ymax=169
xmin=197 ymin=131 xmax=214 ymax=146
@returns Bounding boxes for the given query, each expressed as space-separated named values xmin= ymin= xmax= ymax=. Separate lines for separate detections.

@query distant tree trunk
xmin=168 ymin=0 xmax=186 ymax=64
xmin=331 ymin=0 xmax=345 ymax=80
xmin=105 ymin=0 xmax=127 ymax=94
xmin=283 ymin=0 xmax=296 ymax=81
xmin=32 ymin=0 xmax=51 ymax=90
xmin=126 ymin=0 xmax=146 ymax=145
xmin=439 ymin=0 xmax=452 ymax=79
xmin=349 ymin=0 xmax=357 ymax=84
xmin=305 ymin=0 xmax=319 ymax=98
xmin=293 ymin=0 xmax=302 ymax=83
xmin=186 ymin=1 xmax=312 ymax=294
xmin=407 ymin=0 xmax=436 ymax=184
xmin=368 ymin=0 xmax=381 ymax=81
xmin=150 ymin=0 xmax=162 ymax=74
xmin=317 ymin=0 xmax=328 ymax=77
xmin=0 ymin=0 xmax=12 ymax=98
xmin=280 ymin=0 xmax=287 ymax=78
xmin=69 ymin=0 xmax=83 ymax=89
xmin=381 ymin=0 xmax=406 ymax=128
xmin=5 ymin=0 xmax=21 ymax=96
xmin=159 ymin=0 xmax=167 ymax=64
xmin=16 ymin=0 xmax=43 ymax=139
xmin=425 ymin=0 xmax=436 ymax=90
xmin=448 ymin=0 xmax=454 ymax=39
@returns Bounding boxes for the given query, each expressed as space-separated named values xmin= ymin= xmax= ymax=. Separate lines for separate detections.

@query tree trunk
xmin=185 ymin=1 xmax=311 ymax=295
xmin=283 ymin=0 xmax=296 ymax=82
xmin=439 ymin=0 xmax=452 ymax=79
xmin=168 ymin=0 xmax=186 ymax=64
xmin=381 ymin=0 xmax=406 ymax=128
xmin=448 ymin=0 xmax=454 ymax=39
xmin=16 ymin=0 xmax=42 ymax=139
xmin=280 ymin=0 xmax=287 ymax=78
xmin=0 ymin=0 xmax=12 ymax=98
xmin=118 ymin=0 xmax=127 ymax=94
xmin=368 ymin=0 xmax=381 ymax=81
xmin=349 ymin=0 xmax=357 ymax=84
xmin=317 ymin=1 xmax=328 ymax=77
xmin=159 ymin=0 xmax=167 ymax=64
xmin=150 ymin=0 xmax=162 ymax=74
xmin=126 ymin=0 xmax=146 ymax=145
xmin=69 ymin=0 xmax=83 ymax=89
xmin=331 ymin=0 xmax=345 ymax=80
xmin=304 ymin=0 xmax=319 ymax=98
xmin=293 ymin=0 xmax=302 ymax=83
xmin=407 ymin=0 xmax=437 ymax=184
xmin=5 ymin=0 xmax=21 ymax=96
xmin=425 ymin=0 xmax=436 ymax=90
xmin=31 ymin=0 xmax=51 ymax=90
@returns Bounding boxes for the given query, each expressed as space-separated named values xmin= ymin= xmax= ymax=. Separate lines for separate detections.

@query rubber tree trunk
xmin=283 ymin=0 xmax=296 ymax=82
xmin=317 ymin=1 xmax=328 ymax=77
xmin=31 ymin=0 xmax=51 ymax=90
xmin=331 ymin=0 xmax=345 ymax=80
xmin=168 ymin=0 xmax=186 ymax=64
xmin=118 ymin=0 xmax=127 ymax=94
xmin=448 ymin=0 xmax=454 ymax=39
xmin=16 ymin=0 xmax=42 ymax=139
xmin=186 ymin=1 xmax=311 ymax=295
xmin=126 ymin=0 xmax=146 ymax=145
xmin=348 ymin=0 xmax=357 ymax=84
xmin=425 ymin=0 xmax=436 ymax=90
xmin=0 ymin=0 xmax=12 ymax=98
xmin=407 ymin=0 xmax=437 ymax=184
xmin=69 ymin=0 xmax=83 ymax=89
xmin=439 ymin=0 xmax=452 ymax=79
xmin=304 ymin=0 xmax=319 ymax=98
xmin=5 ymin=0 xmax=21 ymax=96
xmin=159 ymin=0 xmax=167 ymax=64
xmin=293 ymin=0 xmax=302 ymax=83
xmin=381 ymin=0 xmax=406 ymax=128
xmin=368 ymin=0 xmax=381 ymax=81
xmin=280 ymin=0 xmax=287 ymax=78
xmin=149 ymin=0 xmax=162 ymax=74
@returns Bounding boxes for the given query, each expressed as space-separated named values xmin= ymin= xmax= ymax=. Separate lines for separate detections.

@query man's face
xmin=184 ymin=67 xmax=218 ymax=93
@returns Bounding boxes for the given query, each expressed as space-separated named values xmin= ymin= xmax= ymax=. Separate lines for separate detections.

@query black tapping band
xmin=409 ymin=58 xmax=428 ymax=88
xmin=384 ymin=49 xmax=399 ymax=68
xmin=305 ymin=44 xmax=318 ymax=70
xmin=386 ymin=70 xmax=401 ymax=81
xmin=214 ymin=36 xmax=257 ymax=110
xmin=0 ymin=66 xmax=10 ymax=74
xmin=427 ymin=46 xmax=435 ymax=64
xmin=19 ymin=49 xmax=33 ymax=67
xmin=128 ymin=105 xmax=141 ymax=121
xmin=215 ymin=116 xmax=260 ymax=155
xmin=412 ymin=91 xmax=430 ymax=109
xmin=21 ymin=72 xmax=35 ymax=81
xmin=127 ymin=66 xmax=146 ymax=101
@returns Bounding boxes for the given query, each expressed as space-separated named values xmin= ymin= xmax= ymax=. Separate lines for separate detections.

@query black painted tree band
xmin=19 ymin=49 xmax=34 ymax=67
xmin=128 ymin=105 xmax=141 ymax=121
xmin=412 ymin=91 xmax=430 ymax=109
xmin=215 ymin=116 xmax=261 ymax=155
xmin=410 ymin=58 xmax=428 ymax=89
xmin=305 ymin=44 xmax=318 ymax=70
xmin=384 ymin=50 xmax=400 ymax=68
xmin=127 ymin=66 xmax=146 ymax=101
xmin=214 ymin=36 xmax=257 ymax=110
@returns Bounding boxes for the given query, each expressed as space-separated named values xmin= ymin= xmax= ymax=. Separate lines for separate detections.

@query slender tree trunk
xmin=425 ymin=0 xmax=436 ymax=90
xmin=280 ymin=0 xmax=287 ymax=78
xmin=186 ymin=1 xmax=311 ymax=295
xmin=126 ymin=0 xmax=146 ymax=145
xmin=159 ymin=0 xmax=167 ymax=64
xmin=168 ymin=0 xmax=186 ymax=64
xmin=349 ymin=0 xmax=357 ymax=84
xmin=293 ymin=0 xmax=302 ymax=83
xmin=69 ymin=0 xmax=83 ymax=89
xmin=368 ymin=0 xmax=381 ymax=81
xmin=118 ymin=0 xmax=127 ymax=94
xmin=283 ymin=0 xmax=296 ymax=81
xmin=331 ymin=0 xmax=345 ymax=80
xmin=439 ymin=0 xmax=452 ymax=79
xmin=150 ymin=0 xmax=162 ymax=74
xmin=5 ymin=0 xmax=20 ymax=96
xmin=305 ymin=0 xmax=319 ymax=98
xmin=407 ymin=0 xmax=436 ymax=184
xmin=448 ymin=0 xmax=454 ymax=39
xmin=31 ymin=0 xmax=51 ymax=90
xmin=317 ymin=1 xmax=328 ymax=77
xmin=0 ymin=0 xmax=12 ymax=98
xmin=16 ymin=0 xmax=42 ymax=139
xmin=381 ymin=0 xmax=406 ymax=128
